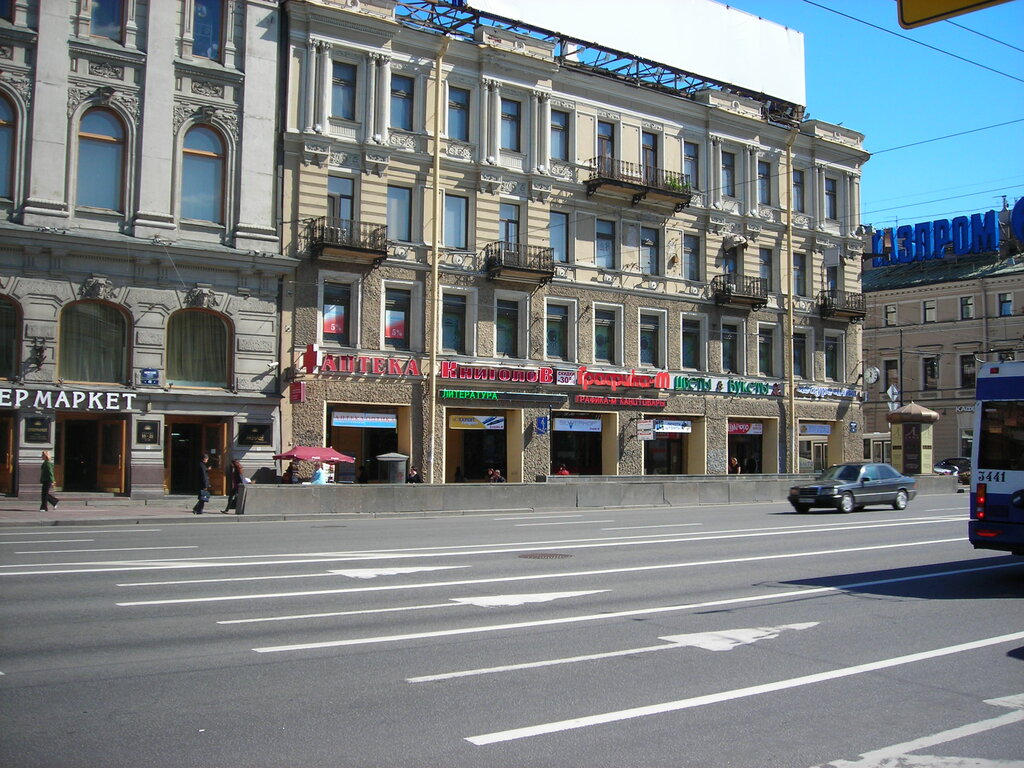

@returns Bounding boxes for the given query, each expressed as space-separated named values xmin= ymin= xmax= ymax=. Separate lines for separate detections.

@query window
xmin=192 ymin=0 xmax=223 ymax=61
xmin=922 ymin=355 xmax=938 ymax=390
xmin=758 ymin=326 xmax=774 ymax=377
xmin=0 ymin=0 xmax=11 ymax=21
xmin=390 ymin=74 xmax=414 ymax=131
xmin=793 ymin=332 xmax=807 ymax=379
xmin=444 ymin=194 xmax=468 ymax=249
xmin=792 ymin=169 xmax=805 ymax=213
xmin=499 ymin=203 xmax=519 ymax=245
xmin=640 ymin=312 xmax=662 ymax=368
xmin=91 ymin=0 xmax=124 ymax=42
xmin=550 ymin=110 xmax=569 ymax=161
xmin=960 ymin=354 xmax=976 ymax=388
xmin=0 ymin=297 xmax=16 ymax=379
xmin=683 ymin=141 xmax=699 ymax=189
xmin=923 ymin=299 xmax=936 ymax=323
xmin=596 ymin=120 xmax=614 ymax=174
xmin=721 ymin=151 xmax=736 ymax=197
xmin=595 ymin=219 xmax=615 ymax=269
xmin=998 ymin=292 xmax=1013 ymax=316
xmin=546 ymin=303 xmax=569 ymax=360
xmin=681 ymin=318 xmax=701 ymax=369
xmin=960 ymin=295 xmax=975 ymax=320
xmin=722 ymin=247 xmax=737 ymax=276
xmin=322 ymin=282 xmax=352 ymax=346
xmin=77 ymin=108 xmax=124 ymax=211
xmin=757 ymin=160 xmax=771 ymax=205
xmin=550 ymin=211 xmax=568 ymax=263
xmin=327 ymin=176 xmax=354 ymax=222
xmin=824 ymin=335 xmax=841 ymax=381
xmin=387 ymin=186 xmax=412 ymax=242
xmin=884 ymin=304 xmax=896 ymax=327
xmin=0 ymin=96 xmax=14 ymax=199
xmin=682 ymin=234 xmax=700 ymax=282
xmin=496 ymin=298 xmax=520 ymax=358
xmin=332 ymin=62 xmax=358 ymax=121
xmin=793 ymin=252 xmax=807 ymax=296
xmin=181 ymin=125 xmax=224 ymax=223
xmin=441 ymin=293 xmax=467 ymax=354
xmin=641 ymin=131 xmax=658 ymax=184
xmin=826 ymin=265 xmax=839 ymax=292
xmin=721 ymin=323 xmax=740 ymax=374
xmin=594 ymin=308 xmax=618 ymax=364
xmin=758 ymin=248 xmax=773 ymax=292
xmin=500 ymin=98 xmax=520 ymax=152
xmin=640 ymin=227 xmax=659 ymax=274
xmin=384 ymin=287 xmax=411 ymax=350
xmin=824 ymin=177 xmax=838 ymax=220
xmin=447 ymin=86 xmax=469 ymax=141
xmin=59 ymin=302 xmax=127 ymax=383
xmin=884 ymin=359 xmax=899 ymax=390
xmin=167 ymin=310 xmax=228 ymax=387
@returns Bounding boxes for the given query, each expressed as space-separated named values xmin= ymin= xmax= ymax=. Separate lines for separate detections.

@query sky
xmin=469 ymin=0 xmax=1024 ymax=232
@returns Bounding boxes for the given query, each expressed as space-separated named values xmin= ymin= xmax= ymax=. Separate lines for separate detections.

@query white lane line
xmin=465 ymin=630 xmax=1024 ymax=746
xmin=13 ymin=546 xmax=197 ymax=555
xmin=0 ymin=529 xmax=162 ymax=536
xmin=0 ymin=539 xmax=94 ymax=544
xmin=119 ymin=538 xmax=963 ymax=607
xmin=251 ymin=557 xmax=1015 ymax=654
xmin=221 ymin=602 xmax=458 ymax=624
xmin=494 ymin=515 xmax=583 ymax=520
xmin=515 ymin=520 xmax=615 ymax=527
xmin=408 ymin=623 xmax=818 ymax=683
xmin=603 ymin=523 xmax=703 ymax=531
xmin=8 ymin=517 xmax=965 ymax=577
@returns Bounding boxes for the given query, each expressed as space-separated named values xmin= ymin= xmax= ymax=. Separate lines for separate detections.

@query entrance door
xmin=168 ymin=423 xmax=201 ymax=494
xmin=63 ymin=420 xmax=99 ymax=490
xmin=462 ymin=430 xmax=506 ymax=481
xmin=0 ymin=414 xmax=13 ymax=495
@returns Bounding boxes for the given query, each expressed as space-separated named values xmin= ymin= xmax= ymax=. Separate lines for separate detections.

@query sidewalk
xmin=0 ymin=495 xmax=250 ymax=526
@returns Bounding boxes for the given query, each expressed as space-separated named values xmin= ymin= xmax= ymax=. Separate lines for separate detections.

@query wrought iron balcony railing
xmin=711 ymin=274 xmax=768 ymax=310
xmin=304 ymin=217 xmax=388 ymax=260
xmin=483 ymin=241 xmax=555 ymax=284
xmin=585 ymin=157 xmax=693 ymax=211
xmin=818 ymin=288 xmax=867 ymax=321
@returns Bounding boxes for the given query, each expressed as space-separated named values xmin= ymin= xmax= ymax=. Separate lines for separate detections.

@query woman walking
xmin=223 ymin=459 xmax=244 ymax=514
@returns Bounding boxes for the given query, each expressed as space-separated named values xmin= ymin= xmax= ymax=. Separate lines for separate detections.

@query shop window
xmin=0 ymin=95 xmax=15 ymax=199
xmin=546 ymin=302 xmax=570 ymax=361
xmin=322 ymin=282 xmax=352 ymax=346
xmin=793 ymin=332 xmax=807 ymax=379
xmin=447 ymin=86 xmax=469 ymax=141
xmin=496 ymin=298 xmax=521 ymax=358
xmin=594 ymin=307 xmax=618 ymax=365
xmin=550 ymin=211 xmax=568 ymax=263
xmin=682 ymin=234 xmax=701 ymax=282
xmin=960 ymin=354 xmax=976 ymax=388
xmin=444 ymin=194 xmax=468 ymax=249
xmin=192 ymin=0 xmax=224 ymax=61
xmin=721 ymin=323 xmax=740 ymax=374
xmin=596 ymin=219 xmax=616 ymax=269
xmin=384 ymin=287 xmax=411 ymax=350
xmin=683 ymin=141 xmax=699 ymax=189
xmin=390 ymin=74 xmax=414 ymax=131
xmin=681 ymin=318 xmax=702 ymax=370
xmin=332 ymin=62 xmax=358 ymax=121
xmin=441 ymin=293 xmax=467 ymax=355
xmin=500 ymin=98 xmax=520 ymax=152
xmin=59 ymin=302 xmax=128 ymax=384
xmin=639 ymin=312 xmax=662 ymax=368
xmin=328 ymin=176 xmax=354 ymax=222
xmin=0 ymin=296 xmax=16 ymax=379
xmin=77 ymin=108 xmax=125 ymax=211
xmin=550 ymin=109 xmax=569 ymax=161
xmin=387 ymin=186 xmax=412 ymax=242
xmin=91 ymin=0 xmax=124 ymax=42
xmin=181 ymin=125 xmax=225 ymax=223
xmin=640 ymin=227 xmax=660 ymax=275
xmin=167 ymin=310 xmax=228 ymax=387
xmin=792 ymin=169 xmax=805 ymax=213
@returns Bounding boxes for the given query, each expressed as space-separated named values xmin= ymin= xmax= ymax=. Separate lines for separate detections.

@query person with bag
xmin=192 ymin=453 xmax=210 ymax=514
xmin=39 ymin=451 xmax=59 ymax=512
xmin=222 ymin=459 xmax=245 ymax=514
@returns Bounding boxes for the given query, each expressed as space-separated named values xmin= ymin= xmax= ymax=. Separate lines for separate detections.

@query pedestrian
xmin=39 ymin=450 xmax=59 ymax=512
xmin=489 ymin=468 xmax=506 ymax=483
xmin=486 ymin=468 xmax=495 ymax=481
xmin=356 ymin=465 xmax=369 ymax=484
xmin=728 ymin=457 xmax=742 ymax=474
xmin=192 ymin=453 xmax=211 ymax=514
xmin=406 ymin=465 xmax=423 ymax=483
xmin=555 ymin=464 xmax=570 ymax=476
xmin=453 ymin=465 xmax=464 ymax=483
xmin=222 ymin=459 xmax=244 ymax=514
xmin=311 ymin=463 xmax=329 ymax=485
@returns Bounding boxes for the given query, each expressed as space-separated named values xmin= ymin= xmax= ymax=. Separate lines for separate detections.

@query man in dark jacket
xmin=40 ymin=451 xmax=59 ymax=512
xmin=192 ymin=453 xmax=210 ymax=514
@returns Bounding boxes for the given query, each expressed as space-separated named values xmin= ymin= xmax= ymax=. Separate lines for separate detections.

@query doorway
xmin=0 ymin=413 xmax=13 ymax=495
xmin=166 ymin=419 xmax=226 ymax=495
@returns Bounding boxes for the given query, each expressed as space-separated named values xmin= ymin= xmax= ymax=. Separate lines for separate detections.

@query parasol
xmin=272 ymin=446 xmax=355 ymax=464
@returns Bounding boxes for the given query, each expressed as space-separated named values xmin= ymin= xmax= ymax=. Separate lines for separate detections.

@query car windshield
xmin=819 ymin=464 xmax=861 ymax=482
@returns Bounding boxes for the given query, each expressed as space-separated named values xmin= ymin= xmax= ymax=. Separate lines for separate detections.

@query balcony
xmin=483 ymin=241 xmax=555 ymax=284
xmin=711 ymin=274 xmax=768 ymax=310
xmin=304 ymin=217 xmax=388 ymax=265
xmin=585 ymin=157 xmax=693 ymax=212
xmin=818 ymin=289 xmax=867 ymax=321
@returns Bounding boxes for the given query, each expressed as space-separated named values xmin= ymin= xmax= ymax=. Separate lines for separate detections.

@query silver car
xmin=788 ymin=462 xmax=917 ymax=513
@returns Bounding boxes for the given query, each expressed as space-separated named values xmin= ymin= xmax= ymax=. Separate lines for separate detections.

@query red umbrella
xmin=272 ymin=446 xmax=355 ymax=464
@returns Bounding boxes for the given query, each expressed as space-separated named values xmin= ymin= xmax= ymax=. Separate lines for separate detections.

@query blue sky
xmin=714 ymin=0 xmax=1024 ymax=231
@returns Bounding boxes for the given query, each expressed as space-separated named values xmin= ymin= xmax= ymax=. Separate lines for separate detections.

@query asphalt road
xmin=1 ymin=495 xmax=1021 ymax=768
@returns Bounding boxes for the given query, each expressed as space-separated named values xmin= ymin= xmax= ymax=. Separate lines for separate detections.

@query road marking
xmin=450 ymin=590 xmax=606 ymax=607
xmin=659 ymin=622 xmax=818 ymax=651
xmin=816 ymin=694 xmax=1024 ymax=767
xmin=118 ymin=538 xmax=964 ymax=606
xmin=465 ymin=631 xmax=1024 ymax=746
xmin=251 ymin=559 xmax=1015 ymax=654
xmin=219 ymin=602 xmax=457 ymax=624
xmin=0 ymin=539 xmax=94 ymax=544
xmin=408 ymin=623 xmax=818 ymax=683
xmin=13 ymin=546 xmax=197 ymax=555
xmin=602 ymin=523 xmax=703 ymax=531
xmin=0 ymin=529 xmax=162 ymax=536
xmin=327 ymin=566 xmax=469 ymax=579
xmin=494 ymin=515 xmax=583 ymax=520
xmin=514 ymin=520 xmax=615 ymax=527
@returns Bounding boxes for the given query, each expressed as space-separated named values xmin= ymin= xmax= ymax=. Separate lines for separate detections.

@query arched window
xmin=58 ymin=302 xmax=128 ymax=383
xmin=166 ymin=310 xmax=229 ymax=387
xmin=0 ymin=297 xmax=17 ymax=379
xmin=0 ymin=96 xmax=14 ymax=200
xmin=181 ymin=125 xmax=224 ymax=223
xmin=77 ymin=108 xmax=125 ymax=211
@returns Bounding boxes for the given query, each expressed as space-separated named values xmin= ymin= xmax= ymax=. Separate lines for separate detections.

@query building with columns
xmin=279 ymin=0 xmax=870 ymax=483
xmin=0 ymin=1 xmax=291 ymax=499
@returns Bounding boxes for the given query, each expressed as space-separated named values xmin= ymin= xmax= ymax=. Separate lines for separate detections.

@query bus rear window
xmin=978 ymin=401 xmax=1024 ymax=470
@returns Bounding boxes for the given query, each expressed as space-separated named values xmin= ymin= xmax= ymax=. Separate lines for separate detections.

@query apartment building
xmin=0 ymin=1 xmax=289 ymax=498
xmin=280 ymin=0 xmax=869 ymax=483
xmin=861 ymin=198 xmax=1024 ymax=461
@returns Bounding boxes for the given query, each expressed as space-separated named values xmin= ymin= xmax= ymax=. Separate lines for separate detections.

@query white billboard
xmin=466 ymin=0 xmax=806 ymax=107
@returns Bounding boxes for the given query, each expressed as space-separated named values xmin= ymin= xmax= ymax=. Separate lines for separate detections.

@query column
xmin=318 ymin=41 xmax=331 ymax=132
xmin=710 ymin=137 xmax=722 ymax=208
xmin=374 ymin=54 xmax=391 ymax=143
xmin=537 ymin=92 xmax=551 ymax=172
xmin=303 ymin=40 xmax=318 ymax=133
xmin=744 ymin=146 xmax=756 ymax=216
xmin=485 ymin=79 xmax=501 ymax=162
xmin=365 ymin=52 xmax=378 ymax=140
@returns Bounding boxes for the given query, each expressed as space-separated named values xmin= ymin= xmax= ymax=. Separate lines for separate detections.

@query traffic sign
xmin=897 ymin=0 xmax=1013 ymax=29
xmin=888 ymin=401 xmax=900 ymax=412
xmin=886 ymin=384 xmax=899 ymax=402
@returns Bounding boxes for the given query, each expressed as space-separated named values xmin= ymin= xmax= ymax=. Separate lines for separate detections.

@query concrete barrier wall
xmin=238 ymin=474 xmax=958 ymax=516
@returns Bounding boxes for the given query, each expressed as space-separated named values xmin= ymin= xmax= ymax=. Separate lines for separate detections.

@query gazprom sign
xmin=871 ymin=210 xmax=998 ymax=266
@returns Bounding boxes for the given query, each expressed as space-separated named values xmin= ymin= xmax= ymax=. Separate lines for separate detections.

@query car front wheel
xmin=793 ymin=504 xmax=810 ymax=514
xmin=892 ymin=489 xmax=908 ymax=510
xmin=839 ymin=492 xmax=855 ymax=513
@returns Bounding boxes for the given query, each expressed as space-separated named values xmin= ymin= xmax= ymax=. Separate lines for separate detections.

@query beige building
xmin=861 ymin=199 xmax=1024 ymax=463
xmin=280 ymin=0 xmax=869 ymax=483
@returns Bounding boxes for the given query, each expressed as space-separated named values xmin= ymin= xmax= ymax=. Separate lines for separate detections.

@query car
xmin=933 ymin=457 xmax=971 ymax=476
xmin=788 ymin=462 xmax=917 ymax=513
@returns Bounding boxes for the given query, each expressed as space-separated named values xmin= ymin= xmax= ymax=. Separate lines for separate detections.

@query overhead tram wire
xmin=945 ymin=20 xmax=1024 ymax=55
